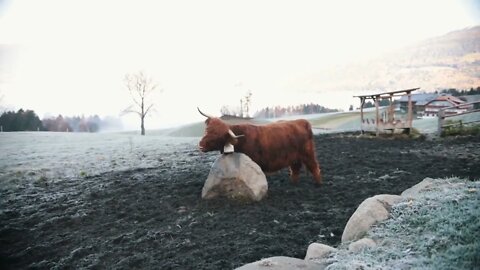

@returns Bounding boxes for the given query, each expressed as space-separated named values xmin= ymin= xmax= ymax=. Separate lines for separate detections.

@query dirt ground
xmin=1 ymin=134 xmax=480 ymax=269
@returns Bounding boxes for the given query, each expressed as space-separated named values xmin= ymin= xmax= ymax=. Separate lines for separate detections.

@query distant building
xmin=461 ymin=94 xmax=480 ymax=109
xmin=424 ymin=95 xmax=473 ymax=117
xmin=398 ymin=93 xmax=438 ymax=115
xmin=399 ymin=93 xmax=474 ymax=117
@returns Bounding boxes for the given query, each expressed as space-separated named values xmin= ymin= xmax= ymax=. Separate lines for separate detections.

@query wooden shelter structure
xmin=354 ymin=88 xmax=419 ymax=135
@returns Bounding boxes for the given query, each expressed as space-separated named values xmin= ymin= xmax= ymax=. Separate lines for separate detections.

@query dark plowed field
xmin=1 ymin=134 xmax=479 ymax=269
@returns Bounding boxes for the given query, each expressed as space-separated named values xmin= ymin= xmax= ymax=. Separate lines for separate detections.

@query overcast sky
xmin=0 ymin=0 xmax=479 ymax=129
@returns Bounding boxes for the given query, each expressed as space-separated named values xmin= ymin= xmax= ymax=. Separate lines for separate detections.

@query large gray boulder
xmin=202 ymin=153 xmax=268 ymax=201
xmin=235 ymin=256 xmax=321 ymax=270
xmin=341 ymin=194 xmax=403 ymax=243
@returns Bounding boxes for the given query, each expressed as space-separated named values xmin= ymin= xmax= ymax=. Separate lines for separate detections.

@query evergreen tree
xmin=0 ymin=109 xmax=44 ymax=131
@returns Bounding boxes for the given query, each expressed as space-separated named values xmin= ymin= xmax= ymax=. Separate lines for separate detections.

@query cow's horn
xmin=229 ymin=129 xmax=244 ymax=139
xmin=197 ymin=107 xmax=214 ymax=118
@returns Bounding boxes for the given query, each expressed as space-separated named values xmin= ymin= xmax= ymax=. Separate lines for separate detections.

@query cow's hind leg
xmin=303 ymin=142 xmax=322 ymax=185
xmin=289 ymin=161 xmax=302 ymax=184
xmin=304 ymin=159 xmax=322 ymax=185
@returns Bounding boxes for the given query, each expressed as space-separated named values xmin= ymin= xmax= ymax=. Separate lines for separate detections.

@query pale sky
xmin=0 ymin=0 xmax=479 ymax=129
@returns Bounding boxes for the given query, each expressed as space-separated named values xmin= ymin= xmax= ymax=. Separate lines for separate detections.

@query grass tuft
xmin=442 ymin=122 xmax=480 ymax=137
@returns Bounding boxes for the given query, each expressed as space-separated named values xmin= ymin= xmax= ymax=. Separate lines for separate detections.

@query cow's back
xmin=231 ymin=119 xmax=314 ymax=172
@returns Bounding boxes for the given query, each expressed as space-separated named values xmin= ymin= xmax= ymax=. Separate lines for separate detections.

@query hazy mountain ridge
xmin=298 ymin=26 xmax=480 ymax=93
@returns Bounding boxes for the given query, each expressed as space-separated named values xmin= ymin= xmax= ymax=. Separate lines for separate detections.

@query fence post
xmin=437 ymin=109 xmax=444 ymax=136
xmin=375 ymin=96 xmax=380 ymax=136
xmin=360 ymin=97 xmax=365 ymax=134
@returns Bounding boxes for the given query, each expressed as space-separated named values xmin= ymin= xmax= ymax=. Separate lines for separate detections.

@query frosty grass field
xmin=1 ymin=130 xmax=479 ymax=269
xmin=0 ymin=132 xmax=198 ymax=186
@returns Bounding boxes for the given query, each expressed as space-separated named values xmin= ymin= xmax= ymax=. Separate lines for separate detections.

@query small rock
xmin=348 ymin=238 xmax=376 ymax=253
xmin=305 ymin=242 xmax=337 ymax=261
xmin=235 ymin=256 xmax=320 ymax=270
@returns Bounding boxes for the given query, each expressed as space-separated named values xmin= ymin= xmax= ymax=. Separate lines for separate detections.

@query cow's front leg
xmin=289 ymin=161 xmax=302 ymax=184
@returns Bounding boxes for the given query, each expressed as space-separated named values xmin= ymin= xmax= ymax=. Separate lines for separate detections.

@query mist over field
xmin=1 ymin=1 xmax=479 ymax=129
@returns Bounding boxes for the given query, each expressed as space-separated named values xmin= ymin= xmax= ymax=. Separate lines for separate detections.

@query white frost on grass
xmin=325 ymin=177 xmax=480 ymax=270
xmin=0 ymin=132 xmax=199 ymax=187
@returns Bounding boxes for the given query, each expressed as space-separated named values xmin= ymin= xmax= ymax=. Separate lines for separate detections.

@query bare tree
xmin=243 ymin=90 xmax=252 ymax=117
xmin=220 ymin=105 xmax=232 ymax=116
xmin=122 ymin=71 xmax=159 ymax=135
xmin=0 ymin=89 xmax=5 ymax=113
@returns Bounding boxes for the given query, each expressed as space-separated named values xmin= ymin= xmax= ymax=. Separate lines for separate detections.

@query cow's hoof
xmin=289 ymin=178 xmax=300 ymax=185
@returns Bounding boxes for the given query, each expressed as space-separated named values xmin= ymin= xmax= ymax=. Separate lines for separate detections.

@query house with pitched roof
xmin=399 ymin=93 xmax=474 ymax=117
xmin=398 ymin=93 xmax=438 ymax=116
xmin=424 ymin=95 xmax=473 ymax=117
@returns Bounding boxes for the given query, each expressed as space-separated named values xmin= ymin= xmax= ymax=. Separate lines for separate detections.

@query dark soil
xmin=1 ymin=134 xmax=480 ymax=269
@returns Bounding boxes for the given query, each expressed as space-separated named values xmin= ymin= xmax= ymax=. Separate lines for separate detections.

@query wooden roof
xmin=354 ymin=88 xmax=420 ymax=99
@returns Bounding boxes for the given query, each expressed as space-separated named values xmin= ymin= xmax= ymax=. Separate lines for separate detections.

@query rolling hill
xmin=294 ymin=26 xmax=480 ymax=93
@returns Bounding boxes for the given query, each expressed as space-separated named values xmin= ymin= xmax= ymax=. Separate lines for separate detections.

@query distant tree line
xmin=438 ymin=87 xmax=480 ymax=96
xmin=0 ymin=109 xmax=121 ymax=132
xmin=255 ymin=103 xmax=339 ymax=118
xmin=362 ymin=99 xmax=391 ymax=109
xmin=42 ymin=115 xmax=102 ymax=132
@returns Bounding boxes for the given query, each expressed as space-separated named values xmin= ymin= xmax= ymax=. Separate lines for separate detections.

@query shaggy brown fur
xmin=199 ymin=117 xmax=322 ymax=184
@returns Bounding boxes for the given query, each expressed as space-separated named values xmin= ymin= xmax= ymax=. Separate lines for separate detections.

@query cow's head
xmin=198 ymin=107 xmax=244 ymax=153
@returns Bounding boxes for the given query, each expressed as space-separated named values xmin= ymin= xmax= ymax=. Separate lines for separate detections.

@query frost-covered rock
xmin=304 ymin=242 xmax=337 ymax=261
xmin=341 ymin=194 xmax=402 ymax=243
xmin=348 ymin=237 xmax=376 ymax=252
xmin=401 ymin=177 xmax=435 ymax=198
xmin=202 ymin=153 xmax=268 ymax=201
xmin=235 ymin=256 xmax=320 ymax=270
